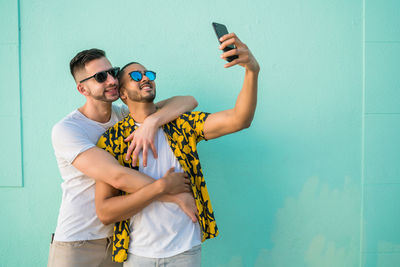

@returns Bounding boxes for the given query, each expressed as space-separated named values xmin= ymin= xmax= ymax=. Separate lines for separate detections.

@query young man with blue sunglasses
xmin=48 ymin=49 xmax=199 ymax=267
xmin=95 ymin=32 xmax=260 ymax=267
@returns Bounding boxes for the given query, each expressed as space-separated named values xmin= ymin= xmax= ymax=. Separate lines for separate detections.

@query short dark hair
xmin=118 ymin=61 xmax=142 ymax=89
xmin=69 ymin=48 xmax=106 ymax=79
xmin=119 ymin=61 xmax=141 ymax=79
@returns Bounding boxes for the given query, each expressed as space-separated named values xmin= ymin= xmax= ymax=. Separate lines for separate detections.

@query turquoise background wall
xmin=0 ymin=0 xmax=399 ymax=266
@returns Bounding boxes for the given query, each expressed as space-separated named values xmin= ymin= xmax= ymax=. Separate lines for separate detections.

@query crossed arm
xmin=94 ymin=167 xmax=197 ymax=224
xmin=95 ymin=33 xmax=260 ymax=225
xmin=71 ymin=96 xmax=198 ymax=225
xmin=73 ymin=95 xmax=197 ymax=192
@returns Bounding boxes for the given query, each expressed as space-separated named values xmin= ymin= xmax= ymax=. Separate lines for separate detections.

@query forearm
xmin=97 ymin=180 xmax=165 ymax=225
xmin=73 ymin=147 xmax=156 ymax=194
xmin=150 ymin=96 xmax=198 ymax=126
xmin=114 ymin=167 xmax=157 ymax=193
xmin=233 ymin=69 xmax=259 ymax=128
xmin=195 ymin=34 xmax=262 ymax=141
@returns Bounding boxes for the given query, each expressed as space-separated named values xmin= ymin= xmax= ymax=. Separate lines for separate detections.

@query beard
xmin=90 ymin=93 xmax=119 ymax=102
xmin=88 ymin=86 xmax=119 ymax=102
xmin=127 ymin=89 xmax=156 ymax=103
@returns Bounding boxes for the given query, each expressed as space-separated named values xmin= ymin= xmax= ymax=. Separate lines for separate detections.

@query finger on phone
xmin=219 ymin=32 xmax=236 ymax=42
xmin=221 ymin=48 xmax=239 ymax=60
xmin=219 ymin=37 xmax=236 ymax=50
xmin=224 ymin=58 xmax=241 ymax=68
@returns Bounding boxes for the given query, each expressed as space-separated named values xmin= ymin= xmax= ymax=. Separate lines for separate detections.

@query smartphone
xmin=212 ymin=22 xmax=238 ymax=62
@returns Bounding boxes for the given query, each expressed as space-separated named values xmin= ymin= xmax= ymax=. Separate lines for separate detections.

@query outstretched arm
xmin=203 ymin=33 xmax=260 ymax=140
xmin=154 ymin=95 xmax=198 ymax=122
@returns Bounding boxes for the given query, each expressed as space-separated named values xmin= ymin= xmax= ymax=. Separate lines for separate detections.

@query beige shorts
xmin=47 ymin=234 xmax=121 ymax=267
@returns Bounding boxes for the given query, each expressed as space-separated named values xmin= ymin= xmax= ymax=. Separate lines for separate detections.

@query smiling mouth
xmin=140 ymin=83 xmax=152 ymax=90
xmin=105 ymin=86 xmax=118 ymax=93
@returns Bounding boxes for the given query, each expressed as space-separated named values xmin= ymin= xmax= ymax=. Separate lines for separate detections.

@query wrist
xmin=145 ymin=112 xmax=161 ymax=127
xmin=154 ymin=179 xmax=167 ymax=195
xmin=246 ymin=65 xmax=260 ymax=76
xmin=245 ymin=57 xmax=260 ymax=74
xmin=165 ymin=194 xmax=180 ymax=204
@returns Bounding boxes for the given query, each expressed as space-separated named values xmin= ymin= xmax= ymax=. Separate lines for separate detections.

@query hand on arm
xmin=125 ymin=96 xmax=198 ymax=166
xmin=95 ymin=167 xmax=197 ymax=225
xmin=66 ymin=127 xmax=198 ymax=222
xmin=162 ymin=192 xmax=198 ymax=223
xmin=204 ymin=33 xmax=260 ymax=140
xmin=95 ymin=179 xmax=164 ymax=225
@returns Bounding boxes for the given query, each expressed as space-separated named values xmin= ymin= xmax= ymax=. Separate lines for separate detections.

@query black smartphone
xmin=212 ymin=22 xmax=238 ymax=62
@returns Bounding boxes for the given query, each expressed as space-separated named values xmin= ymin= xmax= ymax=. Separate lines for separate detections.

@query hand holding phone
xmin=212 ymin=22 xmax=239 ymax=62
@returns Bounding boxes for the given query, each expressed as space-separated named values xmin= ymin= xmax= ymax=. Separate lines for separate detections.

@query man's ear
xmin=77 ymin=83 xmax=90 ymax=96
xmin=120 ymin=87 xmax=127 ymax=102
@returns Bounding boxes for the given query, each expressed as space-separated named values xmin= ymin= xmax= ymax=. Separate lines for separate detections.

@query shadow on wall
xmin=218 ymin=176 xmax=361 ymax=267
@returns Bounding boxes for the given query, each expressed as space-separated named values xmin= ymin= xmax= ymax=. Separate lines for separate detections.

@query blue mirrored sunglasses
xmin=129 ymin=71 xmax=156 ymax=82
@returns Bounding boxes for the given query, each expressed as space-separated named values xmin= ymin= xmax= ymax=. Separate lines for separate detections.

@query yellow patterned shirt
xmin=97 ymin=111 xmax=219 ymax=262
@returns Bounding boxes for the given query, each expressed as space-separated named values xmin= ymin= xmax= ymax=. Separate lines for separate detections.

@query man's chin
xmin=106 ymin=93 xmax=120 ymax=101
xmin=143 ymin=95 xmax=155 ymax=103
xmin=102 ymin=96 xmax=119 ymax=103
xmin=126 ymin=92 xmax=155 ymax=103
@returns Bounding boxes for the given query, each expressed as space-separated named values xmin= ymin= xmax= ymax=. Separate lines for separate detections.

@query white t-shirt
xmin=129 ymin=127 xmax=202 ymax=258
xmin=51 ymin=104 xmax=129 ymax=241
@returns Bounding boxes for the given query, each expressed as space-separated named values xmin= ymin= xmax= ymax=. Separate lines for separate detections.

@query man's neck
xmin=127 ymin=102 xmax=157 ymax=123
xmin=78 ymin=99 xmax=113 ymax=123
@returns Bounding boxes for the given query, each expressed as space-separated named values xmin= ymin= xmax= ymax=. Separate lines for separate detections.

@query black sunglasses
xmin=129 ymin=70 xmax=156 ymax=82
xmin=80 ymin=67 xmax=120 ymax=83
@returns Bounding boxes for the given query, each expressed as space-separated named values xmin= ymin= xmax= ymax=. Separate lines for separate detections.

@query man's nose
xmin=141 ymin=74 xmax=150 ymax=82
xmin=105 ymin=72 xmax=118 ymax=85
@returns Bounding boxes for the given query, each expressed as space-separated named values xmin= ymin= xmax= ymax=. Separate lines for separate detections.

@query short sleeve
xmin=51 ymin=121 xmax=95 ymax=164
xmin=121 ymin=105 xmax=129 ymax=117
xmin=183 ymin=111 xmax=210 ymax=143
xmin=112 ymin=103 xmax=130 ymax=120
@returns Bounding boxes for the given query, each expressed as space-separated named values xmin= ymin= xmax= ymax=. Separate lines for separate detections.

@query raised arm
xmin=154 ymin=95 xmax=198 ymax=123
xmin=125 ymin=95 xmax=198 ymax=166
xmin=203 ymin=33 xmax=260 ymax=140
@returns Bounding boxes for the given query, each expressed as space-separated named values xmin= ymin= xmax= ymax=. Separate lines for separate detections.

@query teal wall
xmin=362 ymin=0 xmax=400 ymax=265
xmin=0 ymin=0 xmax=398 ymax=266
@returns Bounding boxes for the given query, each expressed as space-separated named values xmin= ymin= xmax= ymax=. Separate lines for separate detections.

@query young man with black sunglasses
xmin=48 ymin=49 xmax=199 ymax=267
xmin=95 ymin=33 xmax=259 ymax=266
